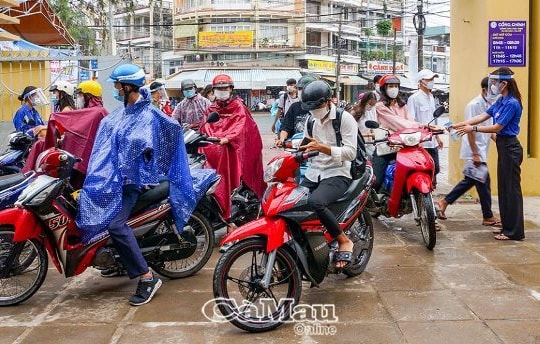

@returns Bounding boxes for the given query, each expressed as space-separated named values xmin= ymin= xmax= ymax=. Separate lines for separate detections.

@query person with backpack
xmin=271 ymin=78 xmax=299 ymax=134
xmin=299 ymin=80 xmax=357 ymax=269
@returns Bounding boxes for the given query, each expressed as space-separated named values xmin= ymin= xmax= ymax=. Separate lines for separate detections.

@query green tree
xmin=376 ymin=19 xmax=392 ymax=37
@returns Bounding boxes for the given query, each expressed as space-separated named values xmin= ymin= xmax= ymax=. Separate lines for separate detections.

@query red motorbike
xmin=365 ymin=105 xmax=446 ymax=250
xmin=0 ymin=148 xmax=220 ymax=306
xmin=212 ymin=150 xmax=375 ymax=332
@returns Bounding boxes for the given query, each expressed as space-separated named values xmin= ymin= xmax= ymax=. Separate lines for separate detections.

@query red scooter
xmin=212 ymin=150 xmax=375 ymax=332
xmin=365 ymin=105 xmax=446 ymax=250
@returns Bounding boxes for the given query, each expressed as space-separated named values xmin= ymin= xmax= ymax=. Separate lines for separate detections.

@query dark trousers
xmin=372 ymin=151 xmax=397 ymax=192
xmin=425 ymin=147 xmax=440 ymax=187
xmin=444 ymin=163 xmax=494 ymax=219
xmin=108 ymin=184 xmax=149 ymax=279
xmin=496 ymin=136 xmax=524 ymax=240
xmin=302 ymin=176 xmax=352 ymax=238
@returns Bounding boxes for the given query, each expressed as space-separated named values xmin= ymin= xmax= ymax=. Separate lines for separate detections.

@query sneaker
xmin=129 ymin=274 xmax=162 ymax=306
xmin=100 ymin=267 xmax=127 ymax=278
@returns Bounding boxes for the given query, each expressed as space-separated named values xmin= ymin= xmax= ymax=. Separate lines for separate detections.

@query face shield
xmin=487 ymin=74 xmax=512 ymax=100
xmin=152 ymin=86 xmax=169 ymax=103
xmin=25 ymin=88 xmax=50 ymax=106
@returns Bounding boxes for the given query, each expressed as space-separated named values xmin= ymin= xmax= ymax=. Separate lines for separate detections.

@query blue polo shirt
xmin=486 ymin=94 xmax=521 ymax=136
xmin=13 ymin=104 xmax=44 ymax=133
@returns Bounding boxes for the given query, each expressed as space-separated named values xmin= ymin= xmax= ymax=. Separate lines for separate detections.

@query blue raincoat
xmin=76 ymin=88 xmax=208 ymax=244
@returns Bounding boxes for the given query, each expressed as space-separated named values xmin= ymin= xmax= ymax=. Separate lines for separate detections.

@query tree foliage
xmin=376 ymin=19 xmax=393 ymax=37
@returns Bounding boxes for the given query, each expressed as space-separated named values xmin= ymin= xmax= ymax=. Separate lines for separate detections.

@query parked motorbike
xmin=0 ymin=171 xmax=36 ymax=210
xmin=0 ymin=132 xmax=34 ymax=176
xmin=0 ymin=147 xmax=220 ymax=306
xmin=212 ymin=150 xmax=375 ymax=332
xmin=365 ymin=105 xmax=446 ymax=250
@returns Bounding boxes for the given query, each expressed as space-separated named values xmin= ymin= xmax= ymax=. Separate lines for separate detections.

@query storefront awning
xmin=166 ymin=69 xmax=302 ymax=90
xmin=341 ymin=75 xmax=367 ymax=86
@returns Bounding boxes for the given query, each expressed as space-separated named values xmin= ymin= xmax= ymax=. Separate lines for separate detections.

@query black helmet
xmin=181 ymin=79 xmax=196 ymax=90
xmin=149 ymin=81 xmax=164 ymax=93
xmin=301 ymin=80 xmax=332 ymax=110
xmin=297 ymin=75 xmax=318 ymax=89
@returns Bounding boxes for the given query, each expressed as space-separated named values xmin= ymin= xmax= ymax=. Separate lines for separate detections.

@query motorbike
xmin=183 ymin=112 xmax=261 ymax=232
xmin=0 ymin=146 xmax=221 ymax=306
xmin=0 ymin=171 xmax=36 ymax=210
xmin=365 ymin=105 xmax=446 ymax=250
xmin=212 ymin=150 xmax=375 ymax=332
xmin=0 ymin=132 xmax=34 ymax=176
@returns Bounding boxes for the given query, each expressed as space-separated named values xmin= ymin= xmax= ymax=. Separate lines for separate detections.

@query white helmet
xmin=49 ymin=81 xmax=75 ymax=96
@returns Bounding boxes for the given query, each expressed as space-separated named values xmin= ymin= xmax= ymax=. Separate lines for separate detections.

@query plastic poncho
xmin=76 ymin=88 xmax=200 ymax=244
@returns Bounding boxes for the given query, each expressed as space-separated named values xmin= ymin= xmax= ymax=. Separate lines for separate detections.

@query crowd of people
xmin=10 ymin=63 xmax=525 ymax=307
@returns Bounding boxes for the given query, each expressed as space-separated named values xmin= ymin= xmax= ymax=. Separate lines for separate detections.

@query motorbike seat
xmin=130 ymin=180 xmax=169 ymax=216
xmin=0 ymin=173 xmax=27 ymax=192
xmin=335 ymin=170 xmax=371 ymax=202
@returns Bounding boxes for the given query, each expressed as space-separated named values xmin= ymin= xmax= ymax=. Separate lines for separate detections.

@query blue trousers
xmin=444 ymin=163 xmax=494 ymax=220
xmin=108 ymin=184 xmax=149 ymax=279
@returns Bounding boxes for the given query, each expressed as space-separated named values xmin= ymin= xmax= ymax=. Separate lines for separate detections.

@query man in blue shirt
xmin=13 ymin=86 xmax=46 ymax=135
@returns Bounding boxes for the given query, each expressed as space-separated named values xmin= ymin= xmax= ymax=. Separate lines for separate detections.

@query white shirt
xmin=278 ymin=93 xmax=300 ymax=116
xmin=460 ymin=94 xmax=493 ymax=161
xmin=303 ymin=105 xmax=357 ymax=182
xmin=406 ymin=90 xmax=437 ymax=149
xmin=357 ymin=107 xmax=377 ymax=132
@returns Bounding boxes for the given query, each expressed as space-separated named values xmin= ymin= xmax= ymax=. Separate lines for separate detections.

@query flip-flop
xmin=494 ymin=234 xmax=511 ymax=240
xmin=483 ymin=220 xmax=502 ymax=227
xmin=436 ymin=209 xmax=447 ymax=220
xmin=334 ymin=251 xmax=353 ymax=269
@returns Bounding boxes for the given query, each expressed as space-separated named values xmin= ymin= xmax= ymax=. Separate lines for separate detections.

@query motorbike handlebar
xmin=205 ymin=137 xmax=222 ymax=143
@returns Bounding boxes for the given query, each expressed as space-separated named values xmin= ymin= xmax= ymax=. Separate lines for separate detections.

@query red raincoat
xmin=201 ymin=96 xmax=266 ymax=218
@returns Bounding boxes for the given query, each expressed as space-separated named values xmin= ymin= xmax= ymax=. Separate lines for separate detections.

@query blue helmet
xmin=107 ymin=64 xmax=146 ymax=87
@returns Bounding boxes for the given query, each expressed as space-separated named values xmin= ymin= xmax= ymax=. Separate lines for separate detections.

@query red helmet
xmin=35 ymin=147 xmax=78 ymax=179
xmin=212 ymin=74 xmax=234 ymax=88
xmin=379 ymin=74 xmax=400 ymax=88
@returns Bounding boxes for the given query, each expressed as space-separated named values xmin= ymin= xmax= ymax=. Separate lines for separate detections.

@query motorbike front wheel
xmin=213 ymin=238 xmax=302 ymax=332
xmin=344 ymin=208 xmax=374 ymax=277
xmin=416 ymin=192 xmax=437 ymax=250
xmin=0 ymin=228 xmax=48 ymax=306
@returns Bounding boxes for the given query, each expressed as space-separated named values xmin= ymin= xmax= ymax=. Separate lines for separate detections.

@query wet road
xmin=1 ymin=115 xmax=540 ymax=343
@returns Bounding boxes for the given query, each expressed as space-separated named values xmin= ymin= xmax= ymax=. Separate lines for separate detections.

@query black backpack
xmin=307 ymin=108 xmax=367 ymax=179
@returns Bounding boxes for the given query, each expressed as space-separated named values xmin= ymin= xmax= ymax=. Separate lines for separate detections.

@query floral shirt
xmin=173 ymin=94 xmax=212 ymax=125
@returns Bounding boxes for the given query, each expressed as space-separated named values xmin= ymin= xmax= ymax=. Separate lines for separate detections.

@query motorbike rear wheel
xmin=416 ymin=192 xmax=437 ymax=250
xmin=149 ymin=211 xmax=214 ymax=279
xmin=0 ymin=228 xmax=48 ymax=306
xmin=344 ymin=208 xmax=374 ymax=277
xmin=213 ymin=238 xmax=302 ymax=332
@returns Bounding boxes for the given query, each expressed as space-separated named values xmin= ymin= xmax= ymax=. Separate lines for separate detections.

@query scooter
xmin=0 ymin=171 xmax=36 ymax=210
xmin=365 ymin=105 xmax=446 ymax=250
xmin=212 ymin=150 xmax=375 ymax=332
xmin=0 ymin=147 xmax=220 ymax=306
xmin=0 ymin=132 xmax=34 ymax=176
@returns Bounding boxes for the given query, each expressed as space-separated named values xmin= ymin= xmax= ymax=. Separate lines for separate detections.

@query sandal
xmin=494 ymin=234 xmax=511 ymax=240
xmin=482 ymin=219 xmax=502 ymax=227
xmin=334 ymin=251 xmax=353 ymax=269
xmin=436 ymin=209 xmax=447 ymax=220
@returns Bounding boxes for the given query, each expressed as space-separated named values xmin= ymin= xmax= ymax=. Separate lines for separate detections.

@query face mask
xmin=365 ymin=105 xmax=374 ymax=112
xmin=208 ymin=94 xmax=216 ymax=101
xmin=214 ymin=90 xmax=230 ymax=101
xmin=422 ymin=80 xmax=434 ymax=90
xmin=76 ymin=95 xmax=85 ymax=109
xmin=287 ymin=86 xmax=295 ymax=93
xmin=297 ymin=90 xmax=302 ymax=99
xmin=310 ymin=106 xmax=328 ymax=120
xmin=50 ymin=94 xmax=58 ymax=105
xmin=183 ymin=89 xmax=196 ymax=98
xmin=491 ymin=83 xmax=502 ymax=95
xmin=386 ymin=87 xmax=399 ymax=99
xmin=375 ymin=84 xmax=380 ymax=93
xmin=112 ymin=88 xmax=124 ymax=102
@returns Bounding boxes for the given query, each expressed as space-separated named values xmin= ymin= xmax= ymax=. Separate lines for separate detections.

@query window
xmin=209 ymin=25 xmax=251 ymax=32
xmin=260 ymin=25 xmax=287 ymax=41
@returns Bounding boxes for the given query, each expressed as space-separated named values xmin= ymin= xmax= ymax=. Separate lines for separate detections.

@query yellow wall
xmin=450 ymin=0 xmax=540 ymax=195
xmin=0 ymin=61 xmax=52 ymax=123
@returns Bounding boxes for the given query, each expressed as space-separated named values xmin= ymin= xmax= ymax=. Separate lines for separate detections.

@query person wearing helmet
xmin=275 ymin=74 xmax=318 ymax=146
xmin=49 ymin=80 xmax=76 ymax=112
xmin=172 ymin=79 xmax=211 ymax=125
xmin=200 ymin=74 xmax=266 ymax=231
xmin=271 ymin=77 xmax=300 ymax=134
xmin=13 ymin=86 xmax=46 ymax=134
xmin=299 ymin=80 xmax=358 ymax=269
xmin=77 ymin=63 xmax=199 ymax=306
xmin=74 ymin=80 xmax=104 ymax=109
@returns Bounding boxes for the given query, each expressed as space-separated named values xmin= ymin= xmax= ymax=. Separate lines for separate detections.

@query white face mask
xmin=365 ymin=105 xmax=374 ymax=112
xmin=310 ymin=106 xmax=328 ymax=120
xmin=375 ymin=84 xmax=380 ymax=93
xmin=386 ymin=87 xmax=399 ymax=99
xmin=422 ymin=80 xmax=434 ymax=90
xmin=208 ymin=94 xmax=216 ymax=101
xmin=214 ymin=90 xmax=230 ymax=101
xmin=297 ymin=90 xmax=302 ymax=99
xmin=76 ymin=95 xmax=85 ymax=109
xmin=287 ymin=85 xmax=295 ymax=93
xmin=491 ymin=84 xmax=502 ymax=95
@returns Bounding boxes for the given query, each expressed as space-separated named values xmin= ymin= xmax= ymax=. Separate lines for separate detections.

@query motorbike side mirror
xmin=206 ymin=112 xmax=220 ymax=124
xmin=433 ymin=105 xmax=446 ymax=118
xmin=365 ymin=120 xmax=380 ymax=129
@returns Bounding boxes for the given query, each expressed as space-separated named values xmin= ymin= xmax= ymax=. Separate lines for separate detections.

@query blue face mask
xmin=183 ymin=89 xmax=195 ymax=99
xmin=112 ymin=88 xmax=124 ymax=102
xmin=50 ymin=94 xmax=58 ymax=105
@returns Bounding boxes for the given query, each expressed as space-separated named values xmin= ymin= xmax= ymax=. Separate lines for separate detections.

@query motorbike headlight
xmin=399 ymin=132 xmax=422 ymax=147
xmin=263 ymin=158 xmax=284 ymax=183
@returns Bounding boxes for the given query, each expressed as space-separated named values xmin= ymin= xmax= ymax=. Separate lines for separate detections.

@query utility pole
xmin=413 ymin=0 xmax=426 ymax=70
xmin=335 ymin=10 xmax=342 ymax=101
xmin=108 ymin=0 xmax=116 ymax=55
